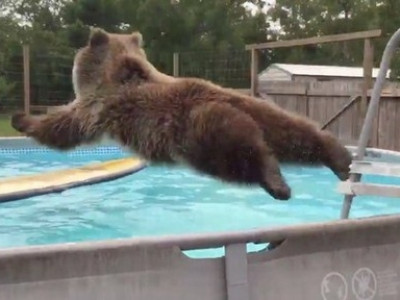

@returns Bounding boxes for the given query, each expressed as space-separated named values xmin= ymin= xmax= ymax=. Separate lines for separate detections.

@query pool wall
xmin=1 ymin=214 xmax=399 ymax=300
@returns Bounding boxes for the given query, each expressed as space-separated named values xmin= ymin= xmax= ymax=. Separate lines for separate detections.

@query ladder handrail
xmin=341 ymin=28 xmax=400 ymax=219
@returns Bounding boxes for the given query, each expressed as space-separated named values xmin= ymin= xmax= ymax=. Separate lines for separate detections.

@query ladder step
xmin=350 ymin=160 xmax=400 ymax=177
xmin=338 ymin=181 xmax=400 ymax=198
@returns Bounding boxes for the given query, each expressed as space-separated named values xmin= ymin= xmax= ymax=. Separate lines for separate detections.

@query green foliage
xmin=269 ymin=0 xmax=400 ymax=69
xmin=0 ymin=76 xmax=16 ymax=105
xmin=1 ymin=0 xmax=400 ymax=111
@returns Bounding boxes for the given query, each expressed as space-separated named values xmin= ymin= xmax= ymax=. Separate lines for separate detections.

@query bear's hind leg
xmin=186 ymin=102 xmax=291 ymax=200
xmin=318 ymin=130 xmax=352 ymax=181
xmin=259 ymin=152 xmax=292 ymax=200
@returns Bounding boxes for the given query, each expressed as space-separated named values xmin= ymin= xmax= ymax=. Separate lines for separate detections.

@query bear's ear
xmin=88 ymin=27 xmax=109 ymax=48
xmin=131 ymin=31 xmax=143 ymax=47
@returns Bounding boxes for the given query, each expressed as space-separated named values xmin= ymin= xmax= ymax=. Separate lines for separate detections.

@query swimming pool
xmin=1 ymin=140 xmax=400 ymax=257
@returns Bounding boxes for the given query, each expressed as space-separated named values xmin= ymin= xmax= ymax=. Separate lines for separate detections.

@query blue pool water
xmin=1 ymin=147 xmax=400 ymax=257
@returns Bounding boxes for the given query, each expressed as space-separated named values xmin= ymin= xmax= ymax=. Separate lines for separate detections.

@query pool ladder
xmin=337 ymin=28 xmax=400 ymax=219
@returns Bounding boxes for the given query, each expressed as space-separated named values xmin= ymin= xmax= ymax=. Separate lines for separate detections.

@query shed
xmin=258 ymin=63 xmax=391 ymax=84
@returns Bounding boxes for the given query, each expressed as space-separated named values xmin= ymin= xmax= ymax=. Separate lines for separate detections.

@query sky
xmin=243 ymin=0 xmax=276 ymax=14
xmin=243 ymin=0 xmax=281 ymax=34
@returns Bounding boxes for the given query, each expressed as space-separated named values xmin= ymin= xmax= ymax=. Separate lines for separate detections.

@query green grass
xmin=0 ymin=114 xmax=21 ymax=137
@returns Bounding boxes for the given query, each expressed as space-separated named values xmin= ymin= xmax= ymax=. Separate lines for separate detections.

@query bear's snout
xmin=11 ymin=112 xmax=31 ymax=133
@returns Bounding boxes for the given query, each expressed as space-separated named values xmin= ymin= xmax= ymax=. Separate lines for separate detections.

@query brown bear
xmin=11 ymin=29 xmax=352 ymax=201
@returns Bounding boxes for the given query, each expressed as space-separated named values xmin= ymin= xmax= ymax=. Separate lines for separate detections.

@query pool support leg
xmin=224 ymin=243 xmax=249 ymax=300
xmin=341 ymin=28 xmax=400 ymax=219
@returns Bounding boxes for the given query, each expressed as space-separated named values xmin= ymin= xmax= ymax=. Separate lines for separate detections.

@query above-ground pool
xmin=1 ymin=138 xmax=400 ymax=257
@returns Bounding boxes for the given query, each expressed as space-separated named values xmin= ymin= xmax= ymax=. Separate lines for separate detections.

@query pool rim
xmin=0 ymin=211 xmax=398 ymax=255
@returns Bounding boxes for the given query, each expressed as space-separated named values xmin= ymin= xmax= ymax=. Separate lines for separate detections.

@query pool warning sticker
xmin=321 ymin=272 xmax=348 ymax=300
xmin=321 ymin=267 xmax=400 ymax=300
xmin=351 ymin=268 xmax=377 ymax=300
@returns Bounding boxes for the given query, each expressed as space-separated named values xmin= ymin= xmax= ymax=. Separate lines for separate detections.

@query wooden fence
xmin=256 ymin=80 xmax=400 ymax=151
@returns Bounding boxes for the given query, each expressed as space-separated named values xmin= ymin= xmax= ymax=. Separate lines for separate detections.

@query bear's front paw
xmin=269 ymin=183 xmax=291 ymax=201
xmin=336 ymin=169 xmax=350 ymax=181
xmin=260 ymin=179 xmax=291 ymax=201
xmin=11 ymin=112 xmax=32 ymax=133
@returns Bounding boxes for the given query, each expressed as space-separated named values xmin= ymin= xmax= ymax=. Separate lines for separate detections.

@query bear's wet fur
xmin=11 ymin=28 xmax=352 ymax=201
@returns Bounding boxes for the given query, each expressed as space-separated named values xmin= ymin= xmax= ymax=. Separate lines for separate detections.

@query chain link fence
xmin=177 ymin=49 xmax=252 ymax=88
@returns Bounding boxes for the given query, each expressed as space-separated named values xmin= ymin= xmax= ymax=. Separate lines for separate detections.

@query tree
xmin=269 ymin=0 xmax=400 ymax=77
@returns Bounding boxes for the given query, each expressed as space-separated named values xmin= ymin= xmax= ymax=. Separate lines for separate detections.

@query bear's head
xmin=72 ymin=27 xmax=177 ymax=99
xmin=72 ymin=27 xmax=147 ymax=99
